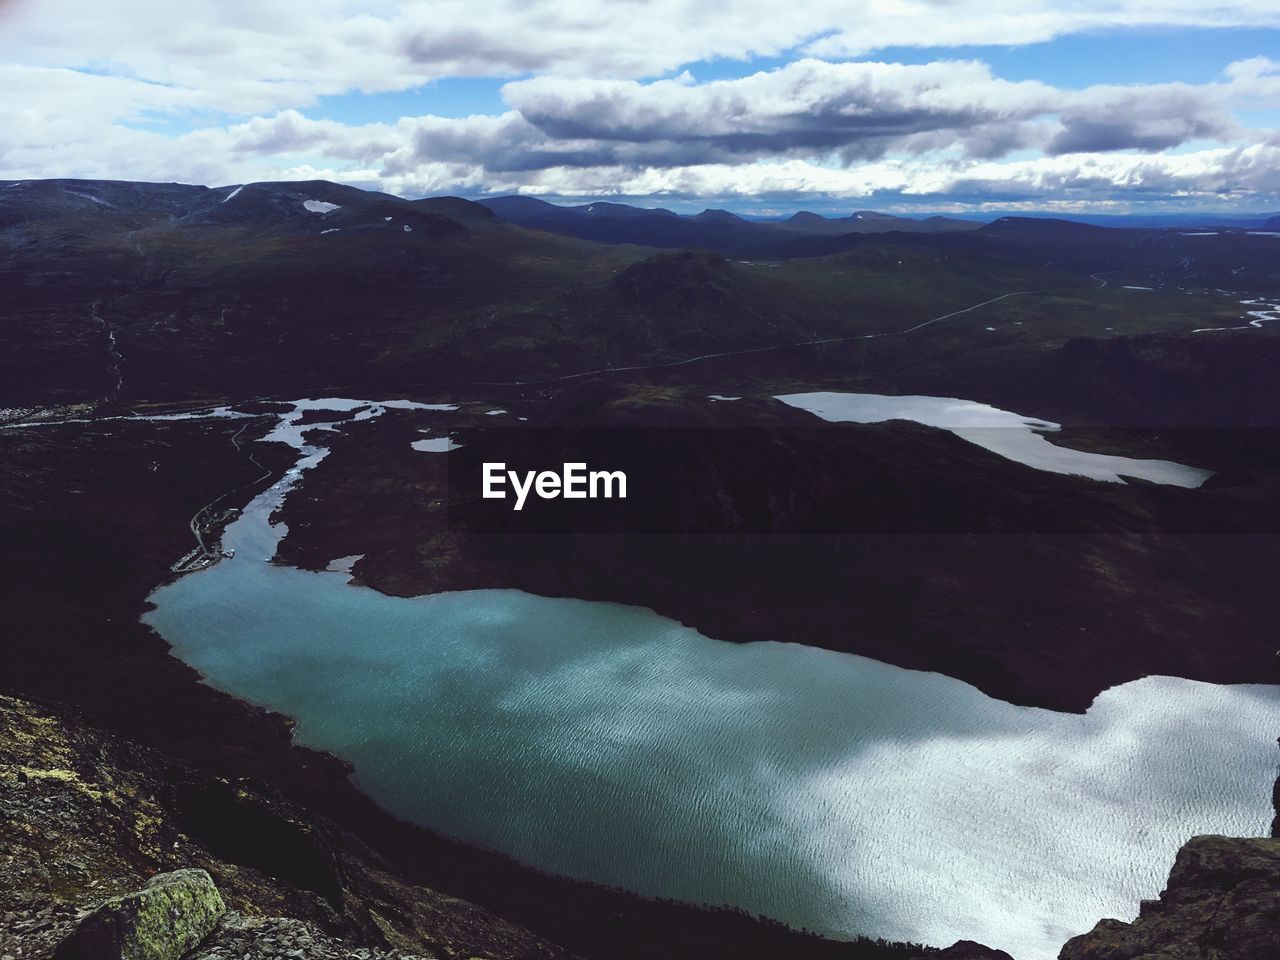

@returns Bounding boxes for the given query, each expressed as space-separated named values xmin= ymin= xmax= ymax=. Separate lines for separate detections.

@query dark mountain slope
xmin=692 ymin=208 xmax=749 ymax=224
xmin=0 ymin=694 xmax=575 ymax=960
xmin=2 ymin=179 xmax=1095 ymax=406
xmin=476 ymin=195 xmax=979 ymax=254
xmin=0 ymin=177 xmax=1268 ymax=415
xmin=411 ymin=195 xmax=501 ymax=223
xmin=773 ymin=209 xmax=977 ymax=234
xmin=0 ymin=179 xmax=648 ymax=404
xmin=573 ymin=249 xmax=797 ymax=354
xmin=890 ymin=215 xmax=1280 ymax=288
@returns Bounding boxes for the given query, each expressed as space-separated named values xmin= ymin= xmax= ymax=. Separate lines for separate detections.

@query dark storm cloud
xmin=493 ymin=61 xmax=1246 ymax=170
xmin=502 ymin=60 xmax=1058 ymax=164
xmin=1047 ymin=86 xmax=1239 ymax=154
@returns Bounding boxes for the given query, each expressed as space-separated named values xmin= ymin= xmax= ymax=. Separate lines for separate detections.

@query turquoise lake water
xmin=142 ymin=401 xmax=1278 ymax=959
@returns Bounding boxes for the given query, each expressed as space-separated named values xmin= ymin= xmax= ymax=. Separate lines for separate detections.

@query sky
xmin=2 ymin=1 xmax=1280 ymax=214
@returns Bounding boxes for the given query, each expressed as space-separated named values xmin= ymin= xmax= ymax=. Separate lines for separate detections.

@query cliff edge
xmin=1059 ymin=835 xmax=1280 ymax=960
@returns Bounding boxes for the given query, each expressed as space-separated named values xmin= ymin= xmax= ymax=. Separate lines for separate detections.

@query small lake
xmin=774 ymin=392 xmax=1213 ymax=487
xmin=143 ymin=401 xmax=1275 ymax=960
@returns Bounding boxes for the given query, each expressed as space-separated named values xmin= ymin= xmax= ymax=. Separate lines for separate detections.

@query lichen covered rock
xmin=54 ymin=869 xmax=225 ymax=960
xmin=1058 ymin=835 xmax=1280 ymax=960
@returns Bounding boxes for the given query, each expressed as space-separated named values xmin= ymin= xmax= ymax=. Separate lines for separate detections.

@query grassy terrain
xmin=5 ymin=181 xmax=1269 ymax=411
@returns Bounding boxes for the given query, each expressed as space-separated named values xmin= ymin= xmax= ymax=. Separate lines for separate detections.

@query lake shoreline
xmin=0 ymin=410 xmax=938 ymax=960
xmin=272 ymin=383 xmax=1280 ymax=714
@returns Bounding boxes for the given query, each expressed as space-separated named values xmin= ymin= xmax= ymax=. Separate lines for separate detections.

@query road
xmin=468 ymin=287 xmax=1054 ymax=387
xmin=170 ymin=421 xmax=276 ymax=573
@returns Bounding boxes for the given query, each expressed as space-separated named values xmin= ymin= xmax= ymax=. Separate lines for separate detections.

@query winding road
xmin=170 ymin=420 xmax=276 ymax=573
xmin=461 ymin=287 xmax=1055 ymax=388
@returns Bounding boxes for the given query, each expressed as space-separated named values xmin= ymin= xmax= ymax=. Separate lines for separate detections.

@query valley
xmin=2 ymin=178 xmax=1279 ymax=960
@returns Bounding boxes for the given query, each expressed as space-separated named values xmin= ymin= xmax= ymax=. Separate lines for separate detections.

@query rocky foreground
xmin=2 ymin=692 xmax=1277 ymax=960
xmin=1059 ymin=836 xmax=1280 ymax=959
xmin=0 ymin=694 xmax=572 ymax=960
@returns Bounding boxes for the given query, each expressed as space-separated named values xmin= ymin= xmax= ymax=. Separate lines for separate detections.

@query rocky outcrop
xmin=188 ymin=912 xmax=436 ymax=960
xmin=912 ymin=940 xmax=1013 ymax=960
xmin=54 ymin=869 xmax=225 ymax=960
xmin=52 ymin=879 xmax=449 ymax=960
xmin=1059 ymin=835 xmax=1280 ymax=960
xmin=0 ymin=694 xmax=574 ymax=960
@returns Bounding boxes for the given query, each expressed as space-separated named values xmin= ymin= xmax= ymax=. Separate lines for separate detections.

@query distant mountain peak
xmin=410 ymin=196 xmax=498 ymax=223
xmin=693 ymin=209 xmax=747 ymax=223
xmin=980 ymin=215 xmax=1109 ymax=234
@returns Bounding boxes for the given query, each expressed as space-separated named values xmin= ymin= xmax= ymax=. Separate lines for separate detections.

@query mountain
xmin=0 ymin=177 xmax=419 ymax=234
xmin=895 ymin=214 xmax=1280 ymax=285
xmin=782 ymin=210 xmax=831 ymax=228
xmin=0 ymin=178 xmax=927 ymax=403
xmin=979 ymin=215 xmax=1113 ymax=235
xmin=475 ymin=195 xmax=980 ymax=253
xmin=477 ymin=194 xmax=781 ymax=252
xmin=478 ymin=195 xmax=678 ymax=224
xmin=411 ymin=195 xmax=501 ymax=223
xmin=692 ymin=208 xmax=750 ymax=224
xmin=772 ymin=209 xmax=976 ymax=234
xmin=8 ymin=176 xmax=1280 ymax=409
xmin=0 ymin=178 xmax=644 ymax=404
xmin=1000 ymin=210 xmax=1280 ymax=229
xmin=477 ymin=197 xmax=1280 ymax=238
xmin=10 ymin=177 xmax=1280 ymax=412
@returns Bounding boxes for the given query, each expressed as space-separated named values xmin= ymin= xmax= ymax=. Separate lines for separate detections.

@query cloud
xmin=513 ymin=146 xmax=1280 ymax=204
xmin=513 ymin=59 xmax=1274 ymax=165
xmin=193 ymin=58 xmax=1259 ymax=185
xmin=1048 ymin=93 xmax=1240 ymax=155
xmin=803 ymin=1 xmax=1280 ymax=59
xmin=1 ymin=4 xmax=1278 ymax=210
xmin=267 ymin=143 xmax=1280 ymax=212
xmin=501 ymin=60 xmax=1259 ymax=165
xmin=4 ymin=1 xmax=1280 ymax=112
xmin=503 ymin=61 xmax=1056 ymax=163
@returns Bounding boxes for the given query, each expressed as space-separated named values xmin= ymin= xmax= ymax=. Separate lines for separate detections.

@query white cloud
xmin=802 ymin=2 xmax=1280 ymax=59
xmin=0 ymin=3 xmax=1278 ymax=208
xmin=481 ymin=146 xmax=1280 ymax=204
xmin=4 ymin=1 xmax=1280 ymax=110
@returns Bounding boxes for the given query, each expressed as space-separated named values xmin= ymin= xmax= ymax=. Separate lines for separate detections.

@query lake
xmin=142 ymin=400 xmax=1276 ymax=959
xmin=774 ymin=392 xmax=1213 ymax=487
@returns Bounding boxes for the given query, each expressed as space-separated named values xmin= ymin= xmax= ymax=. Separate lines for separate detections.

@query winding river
xmin=142 ymin=399 xmax=1277 ymax=960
